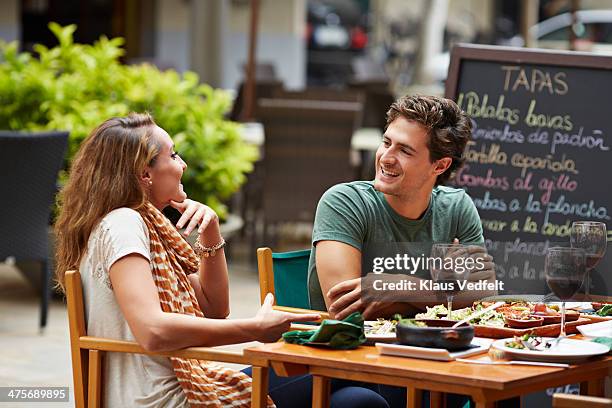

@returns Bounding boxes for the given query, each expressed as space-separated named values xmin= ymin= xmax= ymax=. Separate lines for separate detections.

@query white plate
xmin=547 ymin=301 xmax=593 ymax=310
xmin=376 ymin=337 xmax=493 ymax=361
xmin=491 ymin=338 xmax=610 ymax=363
xmin=577 ymin=320 xmax=612 ymax=337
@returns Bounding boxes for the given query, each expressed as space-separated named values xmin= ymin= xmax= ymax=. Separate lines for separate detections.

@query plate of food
xmin=492 ymin=335 xmax=610 ymax=363
xmin=364 ymin=318 xmax=399 ymax=343
xmin=414 ymin=301 xmax=591 ymax=338
xmin=581 ymin=302 xmax=612 ymax=322
xmin=530 ymin=303 xmax=580 ymax=325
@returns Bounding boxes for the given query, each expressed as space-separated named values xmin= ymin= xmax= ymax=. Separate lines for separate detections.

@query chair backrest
xmin=65 ymin=270 xmax=91 ymax=408
xmin=257 ymin=247 xmax=312 ymax=310
xmin=347 ymin=81 xmax=395 ymax=130
xmin=256 ymin=97 xmax=362 ymax=224
xmin=229 ymin=79 xmax=284 ymax=122
xmin=553 ymin=393 xmax=612 ymax=407
xmin=0 ymin=131 xmax=68 ymax=261
xmin=272 ymin=87 xmax=364 ymax=104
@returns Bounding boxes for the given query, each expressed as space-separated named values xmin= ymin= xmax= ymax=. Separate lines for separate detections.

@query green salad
xmin=596 ymin=304 xmax=612 ymax=317
xmin=415 ymin=304 xmax=505 ymax=327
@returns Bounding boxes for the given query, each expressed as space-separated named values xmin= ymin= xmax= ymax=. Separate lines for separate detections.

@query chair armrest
xmin=552 ymin=393 xmax=612 ymax=408
xmin=272 ymin=305 xmax=330 ymax=320
xmin=79 ymin=336 xmax=258 ymax=365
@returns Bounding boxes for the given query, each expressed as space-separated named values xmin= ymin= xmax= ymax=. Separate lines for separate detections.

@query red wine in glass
xmin=545 ymin=247 xmax=586 ymax=339
xmin=585 ymin=254 xmax=604 ymax=270
xmin=545 ymin=277 xmax=584 ymax=300
xmin=570 ymin=221 xmax=607 ymax=299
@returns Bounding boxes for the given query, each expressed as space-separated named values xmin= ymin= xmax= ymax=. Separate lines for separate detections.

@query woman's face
xmin=146 ymin=126 xmax=187 ymax=210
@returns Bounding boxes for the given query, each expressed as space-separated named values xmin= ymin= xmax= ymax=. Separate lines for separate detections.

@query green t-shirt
xmin=307 ymin=181 xmax=484 ymax=311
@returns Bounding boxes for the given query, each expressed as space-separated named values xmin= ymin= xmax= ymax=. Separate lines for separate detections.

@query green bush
xmin=0 ymin=23 xmax=258 ymax=218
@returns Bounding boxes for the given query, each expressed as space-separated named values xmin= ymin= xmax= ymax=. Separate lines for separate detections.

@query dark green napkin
xmin=282 ymin=312 xmax=366 ymax=349
xmin=591 ymin=337 xmax=612 ymax=354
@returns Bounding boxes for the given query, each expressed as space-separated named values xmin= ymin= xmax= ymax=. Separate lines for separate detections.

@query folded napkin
xmin=591 ymin=337 xmax=612 ymax=353
xmin=282 ymin=312 xmax=366 ymax=349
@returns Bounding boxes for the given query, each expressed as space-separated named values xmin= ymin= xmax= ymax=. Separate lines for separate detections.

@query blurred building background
xmin=2 ymin=0 xmax=611 ymax=96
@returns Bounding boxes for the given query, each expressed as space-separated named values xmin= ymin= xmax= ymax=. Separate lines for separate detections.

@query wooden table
xmin=244 ymin=342 xmax=611 ymax=408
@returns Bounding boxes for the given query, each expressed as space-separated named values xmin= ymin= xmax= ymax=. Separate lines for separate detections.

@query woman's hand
xmin=253 ymin=293 xmax=321 ymax=343
xmin=170 ymin=199 xmax=220 ymax=241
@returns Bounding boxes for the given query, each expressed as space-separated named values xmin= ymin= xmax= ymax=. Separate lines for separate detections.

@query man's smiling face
xmin=374 ymin=116 xmax=440 ymax=200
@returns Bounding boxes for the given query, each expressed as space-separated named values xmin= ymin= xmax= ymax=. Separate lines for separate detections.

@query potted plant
xmin=1 ymin=23 xmax=257 ymax=292
xmin=0 ymin=22 xmax=258 ymax=219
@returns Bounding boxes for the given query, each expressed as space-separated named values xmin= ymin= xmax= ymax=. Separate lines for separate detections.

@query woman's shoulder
xmin=101 ymin=207 xmax=145 ymax=227
xmin=97 ymin=207 xmax=149 ymax=241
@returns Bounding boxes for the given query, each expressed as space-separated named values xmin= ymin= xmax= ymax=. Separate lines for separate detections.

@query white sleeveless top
xmin=79 ymin=208 xmax=188 ymax=407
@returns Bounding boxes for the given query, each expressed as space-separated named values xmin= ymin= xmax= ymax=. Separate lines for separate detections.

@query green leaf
xmin=0 ymin=23 xmax=256 ymax=218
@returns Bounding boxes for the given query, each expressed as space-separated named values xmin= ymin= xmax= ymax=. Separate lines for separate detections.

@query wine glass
xmin=570 ymin=221 xmax=607 ymax=299
xmin=430 ymin=243 xmax=472 ymax=320
xmin=544 ymin=247 xmax=586 ymax=341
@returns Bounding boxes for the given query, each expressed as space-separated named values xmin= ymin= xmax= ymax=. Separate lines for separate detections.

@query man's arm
xmin=316 ymin=240 xmax=361 ymax=312
xmin=318 ymin=243 xmax=497 ymax=319
xmin=317 ymin=241 xmax=432 ymax=319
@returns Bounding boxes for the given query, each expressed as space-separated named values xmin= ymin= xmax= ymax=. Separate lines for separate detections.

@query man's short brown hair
xmin=386 ymin=94 xmax=472 ymax=185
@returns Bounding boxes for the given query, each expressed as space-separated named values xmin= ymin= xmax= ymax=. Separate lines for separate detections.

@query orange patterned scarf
xmin=138 ymin=202 xmax=275 ymax=407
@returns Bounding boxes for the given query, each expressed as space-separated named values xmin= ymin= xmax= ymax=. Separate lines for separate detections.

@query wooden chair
xmin=257 ymin=248 xmax=430 ymax=405
xmin=65 ymin=270 xmax=270 ymax=408
xmin=553 ymin=393 xmax=612 ymax=407
xmin=257 ymin=247 xmax=330 ymax=320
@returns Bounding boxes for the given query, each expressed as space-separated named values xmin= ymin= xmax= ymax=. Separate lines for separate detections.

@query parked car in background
xmin=507 ymin=9 xmax=612 ymax=54
xmin=431 ymin=9 xmax=612 ymax=85
xmin=306 ymin=0 xmax=369 ymax=86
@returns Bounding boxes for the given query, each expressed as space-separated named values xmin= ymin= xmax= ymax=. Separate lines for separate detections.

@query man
xmin=308 ymin=94 xmax=496 ymax=319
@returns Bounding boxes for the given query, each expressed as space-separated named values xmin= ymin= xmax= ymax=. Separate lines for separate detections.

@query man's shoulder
xmin=432 ymin=185 xmax=470 ymax=201
xmin=322 ymin=180 xmax=376 ymax=202
xmin=432 ymin=186 xmax=475 ymax=210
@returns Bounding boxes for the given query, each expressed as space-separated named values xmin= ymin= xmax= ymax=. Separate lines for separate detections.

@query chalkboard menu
xmin=445 ymin=44 xmax=611 ymax=297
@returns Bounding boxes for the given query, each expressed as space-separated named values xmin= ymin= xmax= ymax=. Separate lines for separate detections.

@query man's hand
xmin=464 ymin=245 xmax=496 ymax=282
xmin=327 ymin=278 xmax=363 ymax=320
xmin=327 ymin=278 xmax=391 ymax=320
xmin=452 ymin=239 xmax=496 ymax=282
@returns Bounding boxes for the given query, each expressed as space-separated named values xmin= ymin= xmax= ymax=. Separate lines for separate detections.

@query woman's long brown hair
xmin=54 ymin=113 xmax=160 ymax=292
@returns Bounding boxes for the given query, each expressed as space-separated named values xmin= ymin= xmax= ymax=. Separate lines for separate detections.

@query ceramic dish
xmin=504 ymin=315 xmax=544 ymax=329
xmin=396 ymin=319 xmax=474 ymax=351
xmin=577 ymin=320 xmax=612 ymax=338
xmin=491 ymin=337 xmax=610 ymax=363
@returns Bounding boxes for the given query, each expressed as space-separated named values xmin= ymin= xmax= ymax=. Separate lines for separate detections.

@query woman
xmin=55 ymin=113 xmax=389 ymax=408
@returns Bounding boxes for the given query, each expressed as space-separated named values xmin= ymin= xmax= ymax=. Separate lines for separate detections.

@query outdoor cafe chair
xmin=254 ymin=97 xmax=362 ymax=247
xmin=256 ymin=247 xmax=330 ymax=320
xmin=64 ymin=270 xmax=268 ymax=408
xmin=0 ymin=130 xmax=68 ymax=331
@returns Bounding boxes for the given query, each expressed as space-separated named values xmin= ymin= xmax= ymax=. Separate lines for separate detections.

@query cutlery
xmin=455 ymin=358 xmax=569 ymax=368
xmin=452 ymin=301 xmax=505 ymax=328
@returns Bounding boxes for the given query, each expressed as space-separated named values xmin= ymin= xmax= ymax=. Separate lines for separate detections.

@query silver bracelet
xmin=194 ymin=236 xmax=226 ymax=258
